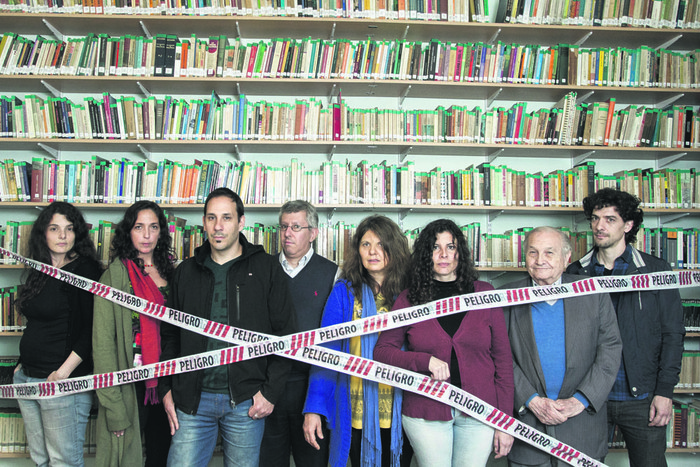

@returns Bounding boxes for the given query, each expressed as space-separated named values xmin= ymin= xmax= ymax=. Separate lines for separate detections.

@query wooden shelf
xmin=0 ymin=202 xmax=697 ymax=215
xmin=1 ymin=75 xmax=699 ymax=105
xmin=674 ymin=388 xmax=700 ymax=394
xmin=1 ymin=138 xmax=699 ymax=161
xmin=609 ymin=447 xmax=700 ymax=453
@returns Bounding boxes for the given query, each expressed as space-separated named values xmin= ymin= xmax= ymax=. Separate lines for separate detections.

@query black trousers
xmin=135 ymin=381 xmax=172 ymax=467
xmin=349 ymin=427 xmax=414 ymax=467
xmin=259 ymin=378 xmax=330 ymax=467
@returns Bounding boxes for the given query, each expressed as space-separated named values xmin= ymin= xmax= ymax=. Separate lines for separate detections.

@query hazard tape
xmin=1 ymin=247 xmax=698 ymax=466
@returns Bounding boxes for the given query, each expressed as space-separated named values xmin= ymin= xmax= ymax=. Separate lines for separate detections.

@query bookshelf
xmin=1 ymin=1 xmax=700 ymax=463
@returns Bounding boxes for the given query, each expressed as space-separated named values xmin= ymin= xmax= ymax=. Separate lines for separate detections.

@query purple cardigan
xmin=374 ymin=281 xmax=514 ymax=420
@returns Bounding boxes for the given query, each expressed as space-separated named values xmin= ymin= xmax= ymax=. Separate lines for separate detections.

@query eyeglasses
xmin=278 ymin=224 xmax=313 ymax=232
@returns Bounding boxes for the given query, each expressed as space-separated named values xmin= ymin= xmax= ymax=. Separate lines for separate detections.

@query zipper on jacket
xmin=236 ymin=284 xmax=241 ymax=321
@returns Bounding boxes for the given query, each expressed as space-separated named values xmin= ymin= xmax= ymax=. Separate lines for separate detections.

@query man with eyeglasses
xmin=260 ymin=200 xmax=339 ymax=467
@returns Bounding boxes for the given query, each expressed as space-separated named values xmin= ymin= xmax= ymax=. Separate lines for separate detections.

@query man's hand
xmin=493 ymin=431 xmax=513 ymax=458
xmin=163 ymin=390 xmax=179 ymax=436
xmin=553 ymin=397 xmax=585 ymax=419
xmin=649 ymin=395 xmax=673 ymax=427
xmin=303 ymin=413 xmax=324 ymax=450
xmin=249 ymin=391 xmax=274 ymax=420
xmin=428 ymin=356 xmax=450 ymax=381
xmin=528 ymin=396 xmax=567 ymax=426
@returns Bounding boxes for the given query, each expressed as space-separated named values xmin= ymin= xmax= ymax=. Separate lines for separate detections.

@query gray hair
xmin=279 ymin=200 xmax=319 ymax=229
xmin=524 ymin=226 xmax=572 ymax=255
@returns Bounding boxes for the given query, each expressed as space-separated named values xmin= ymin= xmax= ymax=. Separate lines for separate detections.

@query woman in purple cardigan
xmin=374 ymin=219 xmax=515 ymax=466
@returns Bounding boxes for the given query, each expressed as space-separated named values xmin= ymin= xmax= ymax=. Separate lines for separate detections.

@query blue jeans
xmin=167 ymin=392 xmax=264 ymax=467
xmin=402 ymin=408 xmax=494 ymax=467
xmin=607 ymin=396 xmax=668 ymax=467
xmin=14 ymin=369 xmax=93 ymax=467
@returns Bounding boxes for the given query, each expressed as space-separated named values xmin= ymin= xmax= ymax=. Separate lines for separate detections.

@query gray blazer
xmin=500 ymin=273 xmax=622 ymax=465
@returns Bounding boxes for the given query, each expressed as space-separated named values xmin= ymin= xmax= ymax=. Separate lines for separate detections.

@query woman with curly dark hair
xmin=93 ymin=201 xmax=175 ymax=467
xmin=14 ymin=201 xmax=102 ymax=467
xmin=303 ymin=215 xmax=410 ymax=467
xmin=374 ymin=219 xmax=515 ymax=466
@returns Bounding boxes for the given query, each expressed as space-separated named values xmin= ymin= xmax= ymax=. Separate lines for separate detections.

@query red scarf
xmin=124 ymin=259 xmax=165 ymax=405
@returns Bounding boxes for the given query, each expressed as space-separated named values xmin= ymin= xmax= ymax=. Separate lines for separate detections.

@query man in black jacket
xmin=260 ymin=200 xmax=338 ymax=467
xmin=160 ymin=188 xmax=296 ymax=467
xmin=566 ymin=188 xmax=684 ymax=467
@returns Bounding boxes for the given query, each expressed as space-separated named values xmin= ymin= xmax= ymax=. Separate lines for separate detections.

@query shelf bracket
xmin=490 ymin=271 xmax=509 ymax=281
xmin=326 ymin=208 xmax=337 ymax=223
xmin=139 ymin=21 xmax=152 ymax=39
xmin=136 ymin=81 xmax=152 ymax=98
xmin=659 ymin=212 xmax=689 ymax=225
xmin=399 ymin=208 xmax=413 ymax=222
xmin=400 ymin=146 xmax=413 ymax=163
xmin=233 ymin=82 xmax=241 ymax=98
xmin=573 ymin=150 xmax=596 ymax=166
xmin=486 ymin=88 xmax=503 ymax=108
xmin=574 ymin=213 xmax=588 ymax=225
xmin=37 ymin=143 xmax=59 ymax=159
xmin=656 ymin=93 xmax=684 ymax=109
xmin=40 ymin=80 xmax=61 ymax=98
xmin=487 ymin=148 xmax=504 ymax=164
xmin=330 ymin=22 xmax=337 ymax=41
xmin=488 ymin=209 xmax=505 ymax=223
xmin=41 ymin=19 xmax=63 ymax=41
xmin=399 ymin=85 xmax=412 ymax=107
xmin=234 ymin=21 xmax=241 ymax=39
xmin=328 ymin=83 xmax=337 ymax=101
xmin=574 ymin=32 xmax=592 ymax=46
xmin=401 ymin=25 xmax=410 ymax=41
xmin=576 ymin=91 xmax=595 ymax=105
xmin=326 ymin=144 xmax=337 ymax=161
xmin=137 ymin=144 xmax=152 ymax=160
xmin=655 ymin=34 xmax=682 ymax=51
xmin=365 ymin=84 xmax=377 ymax=96
xmin=657 ymin=152 xmax=686 ymax=169
xmin=487 ymin=28 xmax=502 ymax=45
xmin=232 ymin=144 xmax=240 ymax=160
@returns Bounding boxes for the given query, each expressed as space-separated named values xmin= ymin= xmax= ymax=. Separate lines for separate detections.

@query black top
xmin=434 ymin=279 xmax=466 ymax=389
xmin=19 ymin=255 xmax=103 ymax=378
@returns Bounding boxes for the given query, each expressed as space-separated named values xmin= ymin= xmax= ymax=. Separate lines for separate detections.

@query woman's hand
xmin=46 ymin=370 xmax=68 ymax=382
xmin=428 ymin=356 xmax=450 ymax=381
xmin=303 ymin=413 xmax=324 ymax=450
xmin=113 ymin=430 xmax=125 ymax=438
xmin=13 ymin=363 xmax=21 ymax=374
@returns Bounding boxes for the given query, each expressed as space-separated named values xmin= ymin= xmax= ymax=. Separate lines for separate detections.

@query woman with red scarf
xmin=93 ymin=201 xmax=176 ymax=467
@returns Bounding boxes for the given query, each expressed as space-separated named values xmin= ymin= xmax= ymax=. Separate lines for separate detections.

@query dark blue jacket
xmin=566 ymin=247 xmax=684 ymax=399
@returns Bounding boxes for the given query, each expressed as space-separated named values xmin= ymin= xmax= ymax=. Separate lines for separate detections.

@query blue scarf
xmin=360 ymin=283 xmax=403 ymax=467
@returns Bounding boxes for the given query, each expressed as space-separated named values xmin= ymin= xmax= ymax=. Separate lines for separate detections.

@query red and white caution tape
xmin=2 ymin=247 xmax=698 ymax=466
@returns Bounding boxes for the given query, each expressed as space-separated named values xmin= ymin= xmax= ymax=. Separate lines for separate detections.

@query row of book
xmin=2 ymin=30 xmax=699 ymax=89
xmin=5 ymin=214 xmax=697 ymax=275
xmin=684 ymin=298 xmax=700 ymax=331
xmin=1 ymin=92 xmax=698 ymax=149
xmin=2 ymin=154 xmax=698 ymax=210
xmin=0 ymin=286 xmax=20 ymax=332
xmin=499 ymin=0 xmax=700 ymax=29
xmin=665 ymin=400 xmax=700 ymax=449
xmin=0 ymin=0 xmax=493 ymax=22
xmin=2 ymin=0 xmax=700 ymax=30
xmin=679 ymin=351 xmax=700 ymax=390
xmin=0 ymin=406 xmax=99 ymax=454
